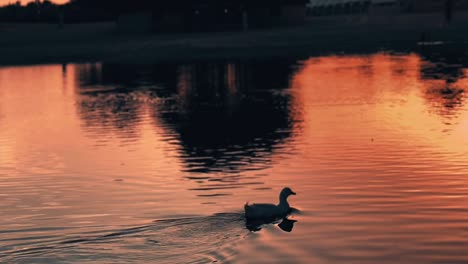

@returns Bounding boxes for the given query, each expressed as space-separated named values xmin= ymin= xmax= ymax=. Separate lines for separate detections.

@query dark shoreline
xmin=1 ymin=21 xmax=467 ymax=66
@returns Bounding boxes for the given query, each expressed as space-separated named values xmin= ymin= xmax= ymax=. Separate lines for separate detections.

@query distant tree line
xmin=0 ymin=0 xmax=306 ymax=23
xmin=0 ymin=1 xmax=57 ymax=23
xmin=0 ymin=0 xmax=115 ymax=23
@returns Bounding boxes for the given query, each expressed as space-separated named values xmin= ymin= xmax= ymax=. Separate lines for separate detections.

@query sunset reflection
xmin=287 ymin=53 xmax=468 ymax=215
xmin=3 ymin=52 xmax=468 ymax=263
xmin=0 ymin=64 xmax=77 ymax=176
xmin=292 ymin=53 xmax=468 ymax=143
xmin=75 ymin=61 xmax=297 ymax=175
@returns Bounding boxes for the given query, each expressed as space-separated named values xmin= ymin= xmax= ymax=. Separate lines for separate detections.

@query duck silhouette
xmin=247 ymin=216 xmax=298 ymax=232
xmin=277 ymin=217 xmax=298 ymax=232
xmin=244 ymin=187 xmax=296 ymax=230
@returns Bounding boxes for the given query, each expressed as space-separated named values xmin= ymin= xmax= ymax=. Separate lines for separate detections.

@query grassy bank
xmin=0 ymin=20 xmax=467 ymax=66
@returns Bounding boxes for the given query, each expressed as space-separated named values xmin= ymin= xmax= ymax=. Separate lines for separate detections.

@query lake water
xmin=1 ymin=51 xmax=468 ymax=263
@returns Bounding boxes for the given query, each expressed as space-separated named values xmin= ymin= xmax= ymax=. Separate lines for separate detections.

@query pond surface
xmin=1 ymin=51 xmax=468 ymax=263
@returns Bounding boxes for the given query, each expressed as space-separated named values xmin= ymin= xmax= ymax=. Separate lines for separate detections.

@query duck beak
xmin=291 ymin=191 xmax=296 ymax=195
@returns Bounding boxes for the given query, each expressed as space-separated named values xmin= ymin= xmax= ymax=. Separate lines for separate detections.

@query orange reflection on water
xmin=291 ymin=54 xmax=418 ymax=146
xmin=2 ymin=54 xmax=468 ymax=263
xmin=0 ymin=64 xmax=77 ymax=175
xmin=291 ymin=53 xmax=468 ymax=155
xmin=287 ymin=52 xmax=468 ymax=219
xmin=257 ymin=53 xmax=468 ymax=263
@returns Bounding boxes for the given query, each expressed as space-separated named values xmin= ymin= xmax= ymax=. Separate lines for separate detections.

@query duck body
xmin=244 ymin=187 xmax=296 ymax=220
xmin=244 ymin=203 xmax=290 ymax=220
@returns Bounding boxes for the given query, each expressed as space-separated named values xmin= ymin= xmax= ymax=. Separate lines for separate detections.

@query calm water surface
xmin=1 ymin=52 xmax=468 ymax=263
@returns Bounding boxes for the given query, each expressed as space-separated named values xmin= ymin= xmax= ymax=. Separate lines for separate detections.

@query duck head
xmin=280 ymin=187 xmax=296 ymax=199
xmin=278 ymin=187 xmax=296 ymax=209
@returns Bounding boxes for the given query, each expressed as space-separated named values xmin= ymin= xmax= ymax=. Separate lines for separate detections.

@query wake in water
xmin=1 ymin=210 xmax=301 ymax=263
xmin=1 ymin=213 xmax=245 ymax=264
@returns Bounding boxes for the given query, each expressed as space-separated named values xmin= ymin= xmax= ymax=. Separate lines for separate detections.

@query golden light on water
xmin=291 ymin=53 xmax=468 ymax=155
xmin=0 ymin=65 xmax=76 ymax=176
xmin=2 ymin=53 xmax=468 ymax=263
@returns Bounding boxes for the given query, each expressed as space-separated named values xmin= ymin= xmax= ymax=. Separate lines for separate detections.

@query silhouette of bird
xmin=244 ymin=187 xmax=296 ymax=220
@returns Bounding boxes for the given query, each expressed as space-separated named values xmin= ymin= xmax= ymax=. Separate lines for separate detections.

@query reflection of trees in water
xmin=78 ymin=92 xmax=145 ymax=141
xmin=423 ymin=82 xmax=465 ymax=121
xmin=75 ymin=61 xmax=298 ymax=174
xmin=76 ymin=63 xmax=185 ymax=142
xmin=419 ymin=51 xmax=468 ymax=120
xmin=75 ymin=63 xmax=166 ymax=142
xmin=77 ymin=63 xmax=178 ymax=93
xmin=420 ymin=52 xmax=466 ymax=82
xmin=153 ymin=61 xmax=298 ymax=174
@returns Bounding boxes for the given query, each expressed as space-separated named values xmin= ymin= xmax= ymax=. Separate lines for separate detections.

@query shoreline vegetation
xmin=1 ymin=19 xmax=468 ymax=66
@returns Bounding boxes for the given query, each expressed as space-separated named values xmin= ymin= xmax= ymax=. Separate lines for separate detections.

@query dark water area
xmin=1 ymin=50 xmax=468 ymax=263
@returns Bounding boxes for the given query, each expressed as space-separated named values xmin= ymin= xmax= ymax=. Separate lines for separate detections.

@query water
xmin=1 ymin=51 xmax=468 ymax=263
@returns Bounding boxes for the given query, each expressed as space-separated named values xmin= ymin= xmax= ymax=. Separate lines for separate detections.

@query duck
xmin=244 ymin=187 xmax=296 ymax=220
